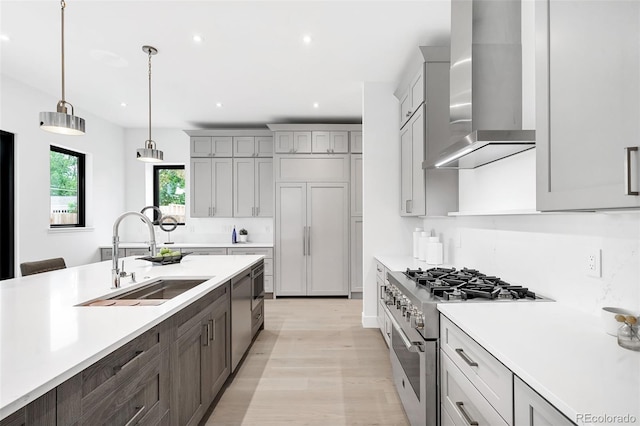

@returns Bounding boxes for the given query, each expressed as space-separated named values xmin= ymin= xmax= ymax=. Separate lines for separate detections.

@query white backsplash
xmin=423 ymin=212 xmax=640 ymax=316
xmin=123 ymin=217 xmax=274 ymax=245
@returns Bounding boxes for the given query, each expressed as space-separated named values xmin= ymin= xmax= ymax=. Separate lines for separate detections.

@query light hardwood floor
xmin=204 ymin=298 xmax=410 ymax=426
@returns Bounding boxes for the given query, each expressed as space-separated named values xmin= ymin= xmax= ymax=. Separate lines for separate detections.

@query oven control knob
xmin=402 ymin=301 xmax=411 ymax=316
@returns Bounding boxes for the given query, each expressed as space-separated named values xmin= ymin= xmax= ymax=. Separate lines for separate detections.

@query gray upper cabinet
xmin=311 ymin=131 xmax=349 ymax=153
xmin=399 ymin=64 xmax=425 ymax=128
xmin=351 ymin=154 xmax=363 ymax=216
xmin=396 ymin=47 xmax=458 ymax=217
xmin=190 ymin=158 xmax=233 ymax=217
xmin=233 ymin=158 xmax=273 ymax=217
xmin=233 ymin=136 xmax=273 ymax=157
xmin=536 ymin=0 xmax=640 ymax=210
xmin=190 ymin=136 xmax=233 ymax=157
xmin=274 ymin=131 xmax=312 ymax=153
xmin=400 ymin=105 xmax=426 ymax=216
xmin=350 ymin=131 xmax=363 ymax=154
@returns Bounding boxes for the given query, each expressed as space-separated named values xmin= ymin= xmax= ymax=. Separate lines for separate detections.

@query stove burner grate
xmin=404 ymin=267 xmax=537 ymax=300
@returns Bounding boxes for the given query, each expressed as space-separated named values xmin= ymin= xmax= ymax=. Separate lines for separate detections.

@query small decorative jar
xmin=616 ymin=315 xmax=640 ymax=351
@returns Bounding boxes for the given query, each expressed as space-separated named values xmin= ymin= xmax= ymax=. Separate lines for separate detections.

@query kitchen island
xmin=439 ymin=302 xmax=640 ymax=426
xmin=0 ymin=254 xmax=263 ymax=422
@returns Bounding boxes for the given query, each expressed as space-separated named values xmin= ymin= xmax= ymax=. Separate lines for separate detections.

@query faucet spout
xmin=112 ymin=211 xmax=157 ymax=289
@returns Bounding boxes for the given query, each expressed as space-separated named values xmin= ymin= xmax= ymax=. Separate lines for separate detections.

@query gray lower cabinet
xmin=514 ymin=377 xmax=575 ymax=426
xmin=536 ymin=0 xmax=640 ymax=211
xmin=57 ymin=323 xmax=171 ymax=425
xmin=350 ymin=216 xmax=363 ymax=292
xmin=4 ymin=282 xmax=237 ymax=426
xmin=170 ymin=283 xmax=230 ymax=426
xmin=0 ymin=390 xmax=56 ymax=426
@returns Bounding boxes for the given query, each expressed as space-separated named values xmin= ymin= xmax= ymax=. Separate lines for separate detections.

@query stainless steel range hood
xmin=425 ymin=0 xmax=535 ymax=169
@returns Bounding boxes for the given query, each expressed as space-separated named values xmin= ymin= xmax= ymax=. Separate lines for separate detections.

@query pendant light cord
xmin=60 ymin=0 xmax=66 ymax=104
xmin=147 ymin=48 xmax=153 ymax=147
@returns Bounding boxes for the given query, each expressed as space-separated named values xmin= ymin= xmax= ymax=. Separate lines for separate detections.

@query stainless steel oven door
xmin=387 ymin=306 xmax=438 ymax=426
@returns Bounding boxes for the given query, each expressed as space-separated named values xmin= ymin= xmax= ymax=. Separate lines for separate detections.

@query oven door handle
xmin=389 ymin=311 xmax=424 ymax=353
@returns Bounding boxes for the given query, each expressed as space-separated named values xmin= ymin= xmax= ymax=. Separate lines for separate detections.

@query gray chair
xmin=20 ymin=258 xmax=66 ymax=276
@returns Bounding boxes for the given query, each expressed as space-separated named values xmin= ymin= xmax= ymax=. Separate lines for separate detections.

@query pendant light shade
xmin=137 ymin=45 xmax=163 ymax=163
xmin=39 ymin=0 xmax=85 ymax=135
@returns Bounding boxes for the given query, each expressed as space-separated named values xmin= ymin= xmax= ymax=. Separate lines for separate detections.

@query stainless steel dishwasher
xmin=231 ymin=267 xmax=252 ymax=372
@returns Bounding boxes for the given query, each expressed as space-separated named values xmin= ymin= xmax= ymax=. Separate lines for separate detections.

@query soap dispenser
xmin=232 ymin=226 xmax=237 ymax=244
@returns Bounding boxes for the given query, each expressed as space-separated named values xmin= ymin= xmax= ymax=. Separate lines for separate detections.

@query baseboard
xmin=362 ymin=314 xmax=379 ymax=328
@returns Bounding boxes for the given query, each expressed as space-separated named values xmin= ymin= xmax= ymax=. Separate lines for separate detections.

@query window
xmin=153 ymin=165 xmax=186 ymax=224
xmin=50 ymin=146 xmax=85 ymax=227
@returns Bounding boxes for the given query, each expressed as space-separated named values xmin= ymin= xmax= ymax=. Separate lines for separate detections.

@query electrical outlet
xmin=586 ymin=248 xmax=602 ymax=278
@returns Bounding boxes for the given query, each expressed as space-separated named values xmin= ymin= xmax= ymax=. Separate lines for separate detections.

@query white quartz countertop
xmin=438 ymin=302 xmax=640 ymax=425
xmin=99 ymin=242 xmax=273 ymax=249
xmin=0 ymin=254 xmax=263 ymax=420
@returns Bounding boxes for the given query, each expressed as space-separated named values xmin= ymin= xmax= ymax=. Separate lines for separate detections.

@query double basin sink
xmin=80 ymin=278 xmax=211 ymax=307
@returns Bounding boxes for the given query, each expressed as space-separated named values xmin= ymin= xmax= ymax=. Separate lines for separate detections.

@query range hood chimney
xmin=426 ymin=0 xmax=535 ymax=169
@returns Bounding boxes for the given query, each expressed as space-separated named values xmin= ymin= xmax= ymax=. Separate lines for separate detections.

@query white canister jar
xmin=426 ymin=236 xmax=443 ymax=265
xmin=413 ymin=227 xmax=423 ymax=258
xmin=418 ymin=232 xmax=429 ymax=261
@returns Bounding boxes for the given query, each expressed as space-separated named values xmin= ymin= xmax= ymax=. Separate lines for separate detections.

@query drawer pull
xmin=209 ymin=319 xmax=214 ymax=341
xmin=113 ymin=350 xmax=143 ymax=373
xmin=455 ymin=348 xmax=479 ymax=367
xmin=376 ymin=266 xmax=382 ymax=273
xmin=379 ymin=285 xmax=386 ymax=299
xmin=125 ymin=405 xmax=146 ymax=426
xmin=455 ymin=402 xmax=479 ymax=426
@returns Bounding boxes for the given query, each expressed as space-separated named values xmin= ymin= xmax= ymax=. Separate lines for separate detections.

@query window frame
xmin=50 ymin=145 xmax=86 ymax=228
xmin=153 ymin=164 xmax=186 ymax=225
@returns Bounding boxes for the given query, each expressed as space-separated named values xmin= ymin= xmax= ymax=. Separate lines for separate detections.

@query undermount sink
xmin=80 ymin=278 xmax=212 ymax=307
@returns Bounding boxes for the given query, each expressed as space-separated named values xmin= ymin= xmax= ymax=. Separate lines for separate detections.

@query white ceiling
xmin=0 ymin=0 xmax=451 ymax=129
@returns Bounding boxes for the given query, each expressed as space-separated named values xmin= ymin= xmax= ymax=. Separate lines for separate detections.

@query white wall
xmin=121 ymin=128 xmax=273 ymax=244
xmin=0 ymin=75 xmax=126 ymax=269
xmin=361 ymin=82 xmax=422 ymax=327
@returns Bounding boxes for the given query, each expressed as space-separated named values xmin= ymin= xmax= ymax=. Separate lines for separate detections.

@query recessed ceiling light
xmin=313 ymin=102 xmax=319 ymax=108
xmin=0 ymin=34 xmax=10 ymax=42
xmin=216 ymin=102 xmax=223 ymax=108
xmin=302 ymin=35 xmax=312 ymax=45
xmin=120 ymin=102 xmax=127 ymax=107
xmin=193 ymin=35 xmax=203 ymax=43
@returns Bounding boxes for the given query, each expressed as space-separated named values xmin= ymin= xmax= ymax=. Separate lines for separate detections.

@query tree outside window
xmin=50 ymin=146 xmax=85 ymax=227
xmin=153 ymin=165 xmax=186 ymax=224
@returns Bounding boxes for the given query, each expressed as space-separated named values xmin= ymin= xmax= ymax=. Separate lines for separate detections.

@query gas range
xmin=384 ymin=266 xmax=550 ymax=340
xmin=383 ymin=266 xmax=551 ymax=426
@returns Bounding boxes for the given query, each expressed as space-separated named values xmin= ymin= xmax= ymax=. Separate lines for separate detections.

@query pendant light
xmin=39 ymin=0 xmax=85 ymax=136
xmin=136 ymin=45 xmax=163 ymax=162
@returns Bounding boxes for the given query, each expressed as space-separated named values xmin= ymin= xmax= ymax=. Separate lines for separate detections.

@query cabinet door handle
xmin=455 ymin=348 xmax=479 ymax=367
xmin=455 ymin=402 xmax=479 ymax=426
xmin=212 ymin=206 xmax=215 ymax=216
xmin=307 ymin=226 xmax=311 ymax=256
xmin=125 ymin=405 xmax=146 ymax=426
xmin=379 ymin=285 xmax=386 ymax=299
xmin=406 ymin=111 xmax=412 ymax=117
xmin=209 ymin=319 xmax=215 ymax=341
xmin=203 ymin=323 xmax=210 ymax=346
xmin=302 ymin=226 xmax=306 ymax=256
xmin=405 ymin=200 xmax=412 ymax=213
xmin=256 ymin=206 xmax=260 ymax=216
xmin=625 ymin=147 xmax=639 ymax=195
